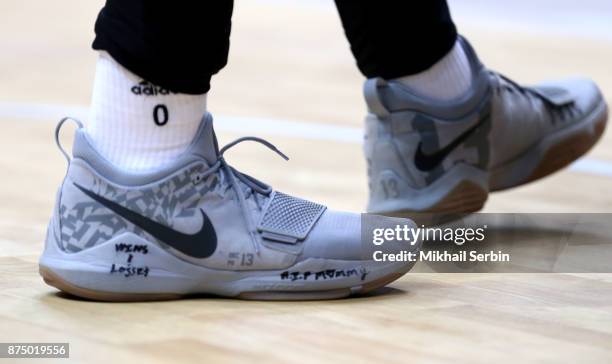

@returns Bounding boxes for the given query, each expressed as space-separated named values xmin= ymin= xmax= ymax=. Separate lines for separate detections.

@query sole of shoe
xmin=39 ymin=232 xmax=416 ymax=302
xmin=377 ymin=180 xmax=488 ymax=225
xmin=489 ymin=101 xmax=608 ymax=191
xmin=39 ymin=266 xmax=407 ymax=302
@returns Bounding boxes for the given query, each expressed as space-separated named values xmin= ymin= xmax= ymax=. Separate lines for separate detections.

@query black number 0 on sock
xmin=153 ymin=104 xmax=169 ymax=126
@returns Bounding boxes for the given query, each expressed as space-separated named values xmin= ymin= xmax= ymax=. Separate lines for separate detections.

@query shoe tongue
xmin=187 ymin=113 xmax=219 ymax=165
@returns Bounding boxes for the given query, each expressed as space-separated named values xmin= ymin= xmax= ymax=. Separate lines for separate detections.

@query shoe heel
xmin=39 ymin=232 xmax=201 ymax=301
xmin=380 ymin=180 xmax=488 ymax=225
xmin=427 ymin=180 xmax=488 ymax=213
xmin=368 ymin=163 xmax=489 ymax=218
xmin=38 ymin=265 xmax=183 ymax=302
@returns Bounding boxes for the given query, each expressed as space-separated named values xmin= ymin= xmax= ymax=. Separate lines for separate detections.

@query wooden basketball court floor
xmin=0 ymin=1 xmax=611 ymax=363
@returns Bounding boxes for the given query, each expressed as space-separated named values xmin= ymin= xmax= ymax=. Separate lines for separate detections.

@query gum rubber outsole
xmin=39 ymin=265 xmax=404 ymax=302
xmin=377 ymin=180 xmax=488 ymax=224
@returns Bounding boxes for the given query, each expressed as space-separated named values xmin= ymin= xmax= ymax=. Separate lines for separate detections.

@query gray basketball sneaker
xmin=364 ymin=36 xmax=608 ymax=216
xmin=40 ymin=114 xmax=419 ymax=301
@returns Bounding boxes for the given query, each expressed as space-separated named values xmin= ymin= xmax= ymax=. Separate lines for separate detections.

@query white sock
xmin=86 ymin=52 xmax=207 ymax=172
xmin=395 ymin=40 xmax=472 ymax=101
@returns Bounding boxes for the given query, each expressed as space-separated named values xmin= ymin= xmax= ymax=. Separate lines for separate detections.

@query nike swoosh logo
xmin=74 ymin=183 xmax=217 ymax=259
xmin=414 ymin=117 xmax=487 ymax=172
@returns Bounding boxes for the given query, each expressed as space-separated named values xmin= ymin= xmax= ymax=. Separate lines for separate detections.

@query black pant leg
xmin=92 ymin=0 xmax=234 ymax=94
xmin=334 ymin=0 xmax=457 ymax=80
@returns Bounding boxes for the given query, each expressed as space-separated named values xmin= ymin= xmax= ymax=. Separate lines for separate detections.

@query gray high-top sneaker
xmin=364 ymin=36 xmax=607 ymax=216
xmin=40 ymin=114 xmax=420 ymax=301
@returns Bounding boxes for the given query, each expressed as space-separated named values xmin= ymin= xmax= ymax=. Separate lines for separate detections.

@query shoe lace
xmin=196 ymin=136 xmax=289 ymax=255
xmin=490 ymin=71 xmax=576 ymax=124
